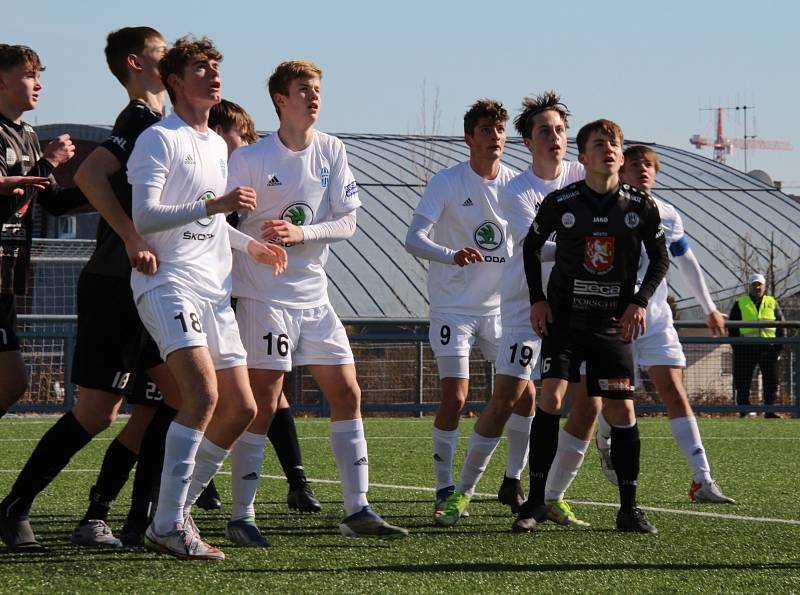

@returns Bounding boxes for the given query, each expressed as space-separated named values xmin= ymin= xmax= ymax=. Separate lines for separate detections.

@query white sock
xmin=183 ymin=437 xmax=229 ymax=518
xmin=544 ymin=429 xmax=590 ymax=501
xmin=230 ymin=431 xmax=267 ymax=521
xmin=670 ymin=416 xmax=712 ymax=484
xmin=432 ymin=426 xmax=460 ymax=490
xmin=330 ymin=418 xmax=370 ymax=516
xmin=505 ymin=413 xmax=533 ymax=479
xmin=457 ymin=430 xmax=501 ymax=498
xmin=597 ymin=411 xmax=612 ymax=443
xmin=153 ymin=422 xmax=203 ymax=535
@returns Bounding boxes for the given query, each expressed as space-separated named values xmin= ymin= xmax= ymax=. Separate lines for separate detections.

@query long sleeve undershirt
xmin=132 ymin=183 xmax=208 ymax=234
xmin=301 ymin=210 xmax=357 ymax=242
xmin=672 ymin=247 xmax=716 ymax=315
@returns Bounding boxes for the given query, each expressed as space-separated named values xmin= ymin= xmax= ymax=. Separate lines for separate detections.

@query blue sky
xmin=3 ymin=0 xmax=797 ymax=187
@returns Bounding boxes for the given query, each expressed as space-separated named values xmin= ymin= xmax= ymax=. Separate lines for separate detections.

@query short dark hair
xmin=209 ymin=99 xmax=258 ymax=144
xmin=463 ymin=99 xmax=508 ymax=136
xmin=514 ymin=90 xmax=570 ymax=138
xmin=105 ymin=26 xmax=163 ymax=85
xmin=576 ymin=119 xmax=624 ymax=154
xmin=622 ymin=145 xmax=660 ymax=174
xmin=0 ymin=44 xmax=44 ymax=72
xmin=267 ymin=60 xmax=322 ymax=116
xmin=160 ymin=36 xmax=222 ymax=104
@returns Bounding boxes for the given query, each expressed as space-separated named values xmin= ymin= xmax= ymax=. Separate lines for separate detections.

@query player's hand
xmin=43 ymin=134 xmax=76 ymax=167
xmin=0 ymin=176 xmax=50 ymax=196
xmin=705 ymin=309 xmax=726 ymax=337
xmin=620 ymin=304 xmax=646 ymax=341
xmin=247 ymin=240 xmax=288 ymax=275
xmin=530 ymin=301 xmax=552 ymax=337
xmin=207 ymin=186 xmax=257 ymax=215
xmin=453 ymin=247 xmax=483 ymax=267
xmin=260 ymin=219 xmax=304 ymax=245
xmin=124 ymin=233 xmax=158 ymax=275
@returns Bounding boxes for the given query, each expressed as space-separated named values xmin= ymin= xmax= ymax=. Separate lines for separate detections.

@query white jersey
xmin=229 ymin=131 xmax=360 ymax=308
xmin=127 ymin=113 xmax=231 ymax=302
xmin=638 ymin=198 xmax=683 ymax=330
xmin=500 ymin=161 xmax=585 ymax=328
xmin=413 ymin=161 xmax=517 ymax=316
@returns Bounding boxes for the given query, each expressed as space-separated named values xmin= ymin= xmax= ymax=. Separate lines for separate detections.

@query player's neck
xmin=531 ymin=157 xmax=562 ymax=181
xmin=469 ymin=155 xmax=501 ymax=180
xmin=125 ymin=80 xmax=165 ymax=115
xmin=584 ymin=172 xmax=619 ymax=195
xmin=277 ymin=123 xmax=314 ymax=152
xmin=173 ymin=102 xmax=211 ymax=132
xmin=0 ymin=101 xmax=24 ymax=124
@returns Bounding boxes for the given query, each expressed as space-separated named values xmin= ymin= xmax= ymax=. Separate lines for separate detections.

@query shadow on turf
xmin=223 ymin=561 xmax=800 ymax=574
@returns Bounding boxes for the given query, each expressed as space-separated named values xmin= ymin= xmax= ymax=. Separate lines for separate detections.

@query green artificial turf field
xmin=0 ymin=416 xmax=798 ymax=594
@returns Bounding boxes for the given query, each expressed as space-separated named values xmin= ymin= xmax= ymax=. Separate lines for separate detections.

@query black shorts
xmin=71 ymin=271 xmax=163 ymax=404
xmin=540 ymin=326 xmax=635 ymax=400
xmin=0 ymin=294 xmax=20 ymax=352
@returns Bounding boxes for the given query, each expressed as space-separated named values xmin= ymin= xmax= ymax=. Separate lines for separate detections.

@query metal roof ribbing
xmin=39 ymin=124 xmax=800 ymax=319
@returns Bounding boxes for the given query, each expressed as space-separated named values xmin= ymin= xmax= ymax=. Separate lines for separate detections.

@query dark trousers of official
xmin=732 ymin=344 xmax=780 ymax=406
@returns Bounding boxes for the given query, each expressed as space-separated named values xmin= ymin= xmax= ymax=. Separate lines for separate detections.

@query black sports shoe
xmin=511 ymin=500 xmax=547 ymax=533
xmin=195 ymin=479 xmax=222 ymax=511
xmin=497 ymin=475 xmax=525 ymax=513
xmin=119 ymin=521 xmax=146 ymax=548
xmin=0 ymin=516 xmax=44 ymax=552
xmin=287 ymin=481 xmax=322 ymax=513
xmin=616 ymin=507 xmax=658 ymax=534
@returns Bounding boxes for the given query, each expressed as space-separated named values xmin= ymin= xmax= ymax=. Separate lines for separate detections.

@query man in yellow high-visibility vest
xmin=728 ymin=273 xmax=785 ymax=418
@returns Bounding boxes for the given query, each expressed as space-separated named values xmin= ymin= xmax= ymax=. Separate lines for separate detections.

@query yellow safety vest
xmin=737 ymin=295 xmax=777 ymax=338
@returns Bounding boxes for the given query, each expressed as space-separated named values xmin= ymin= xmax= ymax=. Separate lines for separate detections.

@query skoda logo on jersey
xmin=320 ymin=167 xmax=329 ymax=189
xmin=474 ymin=221 xmax=503 ymax=251
xmin=281 ymin=202 xmax=314 ymax=226
xmin=195 ymin=190 xmax=216 ymax=227
xmin=561 ymin=212 xmax=576 ymax=228
xmin=625 ymin=212 xmax=640 ymax=229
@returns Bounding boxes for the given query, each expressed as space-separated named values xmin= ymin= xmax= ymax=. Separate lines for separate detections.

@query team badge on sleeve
xmin=624 ymin=212 xmax=640 ymax=229
xmin=584 ymin=236 xmax=614 ymax=272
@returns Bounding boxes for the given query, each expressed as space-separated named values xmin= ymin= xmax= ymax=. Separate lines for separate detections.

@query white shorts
xmin=137 ymin=284 xmax=247 ymax=370
xmin=634 ymin=322 xmax=686 ymax=369
xmin=428 ymin=312 xmax=500 ymax=361
xmin=495 ymin=326 xmax=542 ymax=380
xmin=237 ymin=298 xmax=354 ymax=371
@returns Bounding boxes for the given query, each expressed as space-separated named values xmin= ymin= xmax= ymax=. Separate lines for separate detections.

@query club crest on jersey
xmin=584 ymin=236 xmax=614 ymax=273
xmin=320 ymin=166 xmax=329 ymax=188
xmin=5 ymin=147 xmax=17 ymax=166
xmin=474 ymin=221 xmax=503 ymax=251
xmin=561 ymin=212 xmax=576 ymax=228
xmin=281 ymin=202 xmax=314 ymax=226
xmin=195 ymin=190 xmax=216 ymax=227
xmin=625 ymin=212 xmax=640 ymax=228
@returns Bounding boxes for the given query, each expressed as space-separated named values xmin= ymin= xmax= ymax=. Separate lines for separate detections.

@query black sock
xmin=528 ymin=408 xmax=561 ymax=506
xmin=125 ymin=404 xmax=176 ymax=529
xmin=82 ymin=438 xmax=137 ymax=523
xmin=610 ymin=423 xmax=641 ymax=512
xmin=0 ymin=407 xmax=6 ymax=419
xmin=0 ymin=410 xmax=92 ymax=518
xmin=268 ymin=407 xmax=306 ymax=486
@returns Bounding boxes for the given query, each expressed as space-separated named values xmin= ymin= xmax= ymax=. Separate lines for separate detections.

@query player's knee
xmin=327 ymin=383 xmax=361 ymax=409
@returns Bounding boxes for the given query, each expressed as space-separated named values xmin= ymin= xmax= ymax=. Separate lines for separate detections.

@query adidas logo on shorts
xmin=354 ymin=456 xmax=368 ymax=466
xmin=267 ymin=175 xmax=282 ymax=186
xmin=462 ymin=197 xmax=474 ymax=206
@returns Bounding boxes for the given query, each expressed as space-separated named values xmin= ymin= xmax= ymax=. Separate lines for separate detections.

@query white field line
xmin=1 ymin=435 xmax=799 ymax=442
xmin=0 ymin=468 xmax=796 ymax=526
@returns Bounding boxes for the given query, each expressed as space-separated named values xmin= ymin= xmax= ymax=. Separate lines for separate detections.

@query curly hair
xmin=0 ymin=44 xmax=44 ymax=72
xmin=463 ymin=99 xmax=508 ymax=136
xmin=160 ymin=36 xmax=222 ymax=103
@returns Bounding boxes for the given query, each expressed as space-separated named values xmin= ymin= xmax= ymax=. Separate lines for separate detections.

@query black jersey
xmin=0 ymin=115 xmax=87 ymax=295
xmin=84 ymin=100 xmax=162 ymax=278
xmin=523 ymin=181 xmax=668 ymax=330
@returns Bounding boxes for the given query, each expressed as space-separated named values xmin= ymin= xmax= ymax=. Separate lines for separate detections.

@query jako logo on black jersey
xmin=474 ymin=221 xmax=503 ymax=251
xmin=195 ymin=191 xmax=216 ymax=227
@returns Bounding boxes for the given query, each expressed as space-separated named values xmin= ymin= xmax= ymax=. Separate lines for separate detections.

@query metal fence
xmin=13 ymin=317 xmax=800 ymax=418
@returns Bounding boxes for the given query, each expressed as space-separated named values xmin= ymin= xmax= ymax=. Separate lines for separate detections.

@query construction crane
xmin=689 ymin=106 xmax=793 ymax=169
